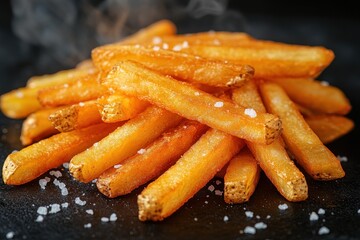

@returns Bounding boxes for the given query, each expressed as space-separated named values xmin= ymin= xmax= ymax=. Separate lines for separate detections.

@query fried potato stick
xmin=138 ymin=128 xmax=244 ymax=221
xmin=104 ymin=61 xmax=281 ymax=144
xmin=2 ymin=123 xmax=121 ymax=185
xmin=260 ymin=82 xmax=345 ymax=180
xmin=224 ymin=148 xmax=260 ymax=203
xmin=232 ymin=80 xmax=308 ymax=201
xmin=97 ymin=120 xmax=208 ymax=198
xmin=69 ymin=106 xmax=182 ymax=183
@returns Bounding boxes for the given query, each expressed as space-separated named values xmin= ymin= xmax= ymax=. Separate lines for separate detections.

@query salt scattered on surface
xmin=244 ymin=226 xmax=256 ymax=234
xmin=214 ymin=190 xmax=223 ymax=196
xmin=310 ymin=212 xmax=319 ymax=221
xmin=214 ymin=101 xmax=224 ymax=108
xmin=194 ymin=217 xmax=198 ymax=221
xmin=114 ymin=164 xmax=122 ymax=169
xmin=266 ymin=215 xmax=271 ymax=219
xmin=49 ymin=204 xmax=61 ymax=214
xmin=194 ymin=91 xmax=200 ymax=96
xmin=75 ymin=197 xmax=86 ymax=206
xmin=223 ymin=216 xmax=229 ymax=222
xmin=61 ymin=188 xmax=69 ymax=196
xmin=320 ymin=81 xmax=330 ymax=86
xmin=110 ymin=213 xmax=117 ymax=222
xmin=208 ymin=185 xmax=215 ymax=192
xmin=62 ymin=162 xmax=69 ymax=169
xmin=61 ymin=202 xmax=69 ymax=208
xmin=278 ymin=203 xmax=289 ymax=210
xmin=162 ymin=43 xmax=169 ymax=49
xmin=256 ymin=215 xmax=260 ymax=219
xmin=357 ymin=209 xmax=360 ymax=214
xmin=35 ymin=215 xmax=44 ymax=222
xmin=39 ymin=179 xmax=48 ymax=189
xmin=245 ymin=211 xmax=254 ymax=218
xmin=244 ymin=108 xmax=257 ymax=118
xmin=254 ymin=222 xmax=267 ymax=229
xmin=37 ymin=206 xmax=48 ymax=215
xmin=84 ymin=223 xmax=92 ymax=228
xmin=6 ymin=231 xmax=14 ymax=239
xmin=172 ymin=44 xmax=182 ymax=51
xmin=318 ymin=226 xmax=330 ymax=235
xmin=86 ymin=209 xmax=94 ymax=215
xmin=101 ymin=217 xmax=109 ymax=222
xmin=215 ymin=180 xmax=222 ymax=185
xmin=153 ymin=46 xmax=160 ymax=51
xmin=337 ymin=155 xmax=348 ymax=162
xmin=318 ymin=208 xmax=325 ymax=215
xmin=137 ymin=148 xmax=146 ymax=154
xmin=152 ymin=36 xmax=162 ymax=44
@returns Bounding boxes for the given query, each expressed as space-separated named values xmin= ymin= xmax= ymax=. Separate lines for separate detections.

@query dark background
xmin=0 ymin=0 xmax=359 ymax=239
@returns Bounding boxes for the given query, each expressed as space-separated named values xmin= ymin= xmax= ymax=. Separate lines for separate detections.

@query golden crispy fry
xmin=37 ymin=78 xmax=106 ymax=107
xmin=0 ymin=87 xmax=42 ymax=119
xmin=177 ymin=45 xmax=334 ymax=78
xmin=104 ymin=61 xmax=281 ymax=144
xmin=97 ymin=94 xmax=149 ymax=123
xmin=97 ymin=121 xmax=208 ymax=198
xmin=232 ymin=80 xmax=308 ymax=201
xmin=2 ymin=123 xmax=120 ymax=185
xmin=260 ymin=82 xmax=345 ymax=180
xmin=21 ymin=108 xmax=61 ymax=145
xmin=224 ymin=148 xmax=260 ymax=204
xmin=69 ymin=106 xmax=182 ymax=183
xmin=266 ymin=78 xmax=351 ymax=115
xmin=138 ymin=128 xmax=244 ymax=221
xmin=305 ymin=115 xmax=354 ymax=144
xmin=92 ymin=45 xmax=254 ymax=87
xmin=27 ymin=68 xmax=98 ymax=89
xmin=49 ymin=100 xmax=102 ymax=132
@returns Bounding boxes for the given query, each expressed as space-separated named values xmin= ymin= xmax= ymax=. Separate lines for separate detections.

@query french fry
xmin=138 ymin=128 xmax=244 ymax=221
xmin=2 ymin=122 xmax=121 ymax=185
xmin=305 ymin=115 xmax=354 ymax=144
xmin=104 ymin=61 xmax=281 ymax=144
xmin=260 ymin=82 xmax=345 ymax=180
xmin=69 ymin=106 xmax=182 ymax=183
xmin=232 ymin=80 xmax=308 ymax=201
xmin=0 ymin=87 xmax=42 ymax=119
xmin=21 ymin=108 xmax=61 ymax=145
xmin=92 ymin=45 xmax=254 ymax=87
xmin=97 ymin=120 xmax=208 ymax=198
xmin=97 ymin=94 xmax=149 ymax=123
xmin=224 ymin=148 xmax=260 ymax=204
xmin=49 ymin=100 xmax=102 ymax=132
xmin=266 ymin=78 xmax=351 ymax=115
xmin=177 ymin=45 xmax=334 ymax=78
xmin=37 ymin=78 xmax=106 ymax=107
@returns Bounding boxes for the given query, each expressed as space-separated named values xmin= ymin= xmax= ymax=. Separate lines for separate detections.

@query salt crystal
xmin=101 ymin=217 xmax=109 ymax=222
xmin=223 ymin=216 xmax=229 ymax=222
xmin=45 ymin=177 xmax=51 ymax=182
xmin=86 ymin=209 xmax=94 ymax=215
xmin=278 ymin=203 xmax=288 ymax=210
xmin=63 ymin=84 xmax=69 ymax=88
xmin=318 ymin=208 xmax=325 ymax=215
xmin=208 ymin=185 xmax=215 ymax=192
xmin=320 ymin=81 xmax=329 ymax=86
xmin=244 ymin=108 xmax=257 ymax=118
xmin=153 ymin=46 xmax=160 ymax=51
xmin=35 ymin=215 xmax=44 ymax=222
xmin=254 ymin=222 xmax=267 ymax=229
xmin=162 ymin=43 xmax=169 ymax=49
xmin=61 ymin=202 xmax=69 ymax=208
xmin=39 ymin=179 xmax=48 ymax=189
xmin=6 ymin=231 xmax=14 ymax=239
xmin=2 ymin=128 xmax=8 ymax=134
xmin=194 ymin=217 xmax=198 ymax=221
xmin=172 ymin=44 xmax=182 ymax=51
xmin=92 ymin=179 xmax=97 ymax=183
xmin=204 ymin=201 xmax=208 ymax=204
xmin=75 ymin=197 xmax=86 ymax=206
xmin=194 ymin=91 xmax=200 ymax=96
xmin=61 ymin=188 xmax=69 ymax=196
xmin=93 ymin=142 xmax=99 ymax=147
xmin=318 ymin=226 xmax=330 ymax=235
xmin=245 ymin=211 xmax=254 ymax=218
xmin=215 ymin=180 xmax=222 ymax=185
xmin=37 ymin=206 xmax=48 ymax=215
xmin=266 ymin=215 xmax=271 ymax=219
xmin=62 ymin=162 xmax=69 ymax=169
xmin=182 ymin=41 xmax=189 ymax=48
xmin=309 ymin=212 xmax=319 ymax=221
xmin=84 ymin=223 xmax=92 ymax=228
xmin=137 ymin=148 xmax=146 ymax=154
xmin=53 ymin=179 xmax=60 ymax=186
xmin=256 ymin=215 xmax=260 ymax=219
xmin=215 ymin=190 xmax=223 ymax=196
xmin=337 ymin=155 xmax=348 ymax=162
xmin=15 ymin=90 xmax=24 ymax=98
xmin=152 ymin=37 xmax=162 ymax=44
xmin=58 ymin=182 xmax=66 ymax=189
xmin=79 ymin=102 xmax=85 ymax=107
xmin=110 ymin=213 xmax=117 ymax=222
xmin=214 ymin=101 xmax=224 ymax=108
xmin=357 ymin=209 xmax=360 ymax=214
xmin=114 ymin=164 xmax=122 ymax=169
xmin=49 ymin=204 xmax=61 ymax=214
xmin=244 ymin=226 xmax=256 ymax=234
xmin=213 ymin=39 xmax=220 ymax=45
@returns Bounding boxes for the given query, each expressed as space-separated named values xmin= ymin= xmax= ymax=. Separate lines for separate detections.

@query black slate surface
xmin=0 ymin=7 xmax=360 ymax=240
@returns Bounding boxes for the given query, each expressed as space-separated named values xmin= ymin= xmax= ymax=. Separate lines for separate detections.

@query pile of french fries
xmin=1 ymin=20 xmax=354 ymax=221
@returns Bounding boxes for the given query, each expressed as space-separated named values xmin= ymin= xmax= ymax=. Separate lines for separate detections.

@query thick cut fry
xmin=92 ymin=45 xmax=254 ymax=87
xmin=21 ymin=108 xmax=61 ymax=145
xmin=2 ymin=123 xmax=120 ymax=185
xmin=38 ymin=78 xmax=106 ymax=107
xmin=97 ymin=95 xmax=149 ymax=123
xmin=232 ymin=80 xmax=308 ymax=201
xmin=138 ymin=128 xmax=244 ymax=221
xmin=305 ymin=115 xmax=354 ymax=144
xmin=224 ymin=148 xmax=260 ymax=204
xmin=97 ymin=121 xmax=208 ymax=198
xmin=27 ymin=68 xmax=98 ymax=89
xmin=0 ymin=87 xmax=42 ymax=118
xmin=266 ymin=78 xmax=351 ymax=115
xmin=260 ymin=82 xmax=345 ymax=180
xmin=177 ymin=45 xmax=334 ymax=78
xmin=104 ymin=61 xmax=281 ymax=144
xmin=69 ymin=106 xmax=182 ymax=183
xmin=49 ymin=100 xmax=102 ymax=132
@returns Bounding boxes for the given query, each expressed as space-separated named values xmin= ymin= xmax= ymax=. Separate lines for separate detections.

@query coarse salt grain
xmin=35 ymin=215 xmax=44 ymax=222
xmin=49 ymin=204 xmax=61 ymax=214
xmin=337 ymin=155 xmax=348 ymax=162
xmin=61 ymin=202 xmax=69 ymax=208
xmin=84 ymin=223 xmax=92 ymax=228
xmin=320 ymin=81 xmax=330 ymax=86
xmin=172 ymin=44 xmax=182 ymax=51
xmin=101 ymin=217 xmax=109 ymax=222
xmin=15 ymin=91 xmax=24 ymax=98
xmin=266 ymin=215 xmax=271 ymax=219
xmin=110 ymin=213 xmax=117 ymax=222
xmin=245 ymin=211 xmax=254 ymax=218
xmin=92 ymin=179 xmax=97 ymax=183
xmin=93 ymin=142 xmax=99 ymax=147
xmin=223 ymin=216 xmax=229 ymax=222
xmin=357 ymin=209 xmax=360 ymax=214
xmin=254 ymin=222 xmax=267 ymax=229
xmin=204 ymin=201 xmax=208 ymax=204
xmin=61 ymin=188 xmax=69 ymax=196
xmin=39 ymin=179 xmax=48 ymax=189
xmin=182 ymin=41 xmax=189 ymax=48
xmin=318 ymin=226 xmax=330 ymax=235
xmin=214 ymin=101 xmax=224 ymax=108
xmin=215 ymin=190 xmax=223 ymax=196
xmin=53 ymin=179 xmax=60 ymax=186
xmin=162 ymin=43 xmax=169 ymax=49
xmin=37 ymin=206 xmax=48 ymax=215
xmin=86 ymin=209 xmax=94 ymax=215
xmin=278 ymin=203 xmax=288 ymax=210
xmin=79 ymin=102 xmax=85 ymax=107
xmin=194 ymin=217 xmax=198 ymax=221
xmin=309 ymin=212 xmax=319 ymax=221
xmin=256 ymin=215 xmax=260 ymax=219
xmin=244 ymin=226 xmax=256 ymax=234
xmin=244 ymin=108 xmax=257 ymax=118
xmin=6 ymin=231 xmax=14 ymax=239
xmin=215 ymin=180 xmax=222 ymax=185
xmin=318 ymin=208 xmax=325 ymax=215
xmin=50 ymin=170 xmax=62 ymax=178
xmin=194 ymin=91 xmax=200 ymax=96
xmin=208 ymin=185 xmax=215 ymax=192
xmin=114 ymin=164 xmax=122 ymax=169
xmin=153 ymin=46 xmax=160 ymax=51
xmin=152 ymin=37 xmax=162 ymax=44
xmin=62 ymin=162 xmax=69 ymax=169
xmin=137 ymin=148 xmax=146 ymax=154
xmin=75 ymin=197 xmax=86 ymax=206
